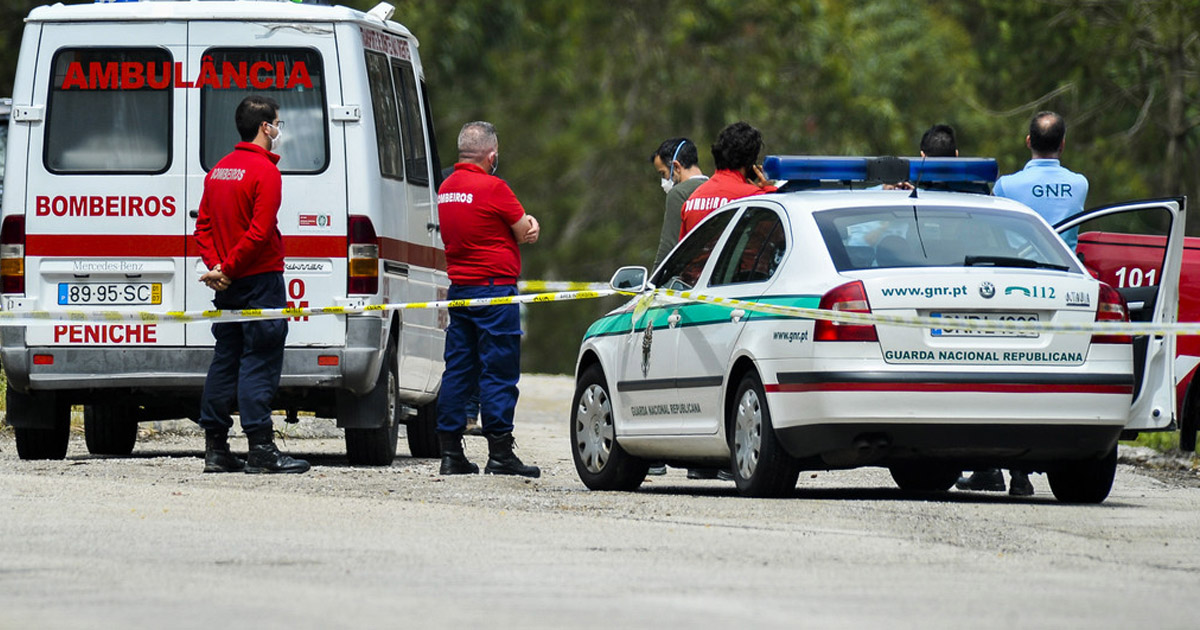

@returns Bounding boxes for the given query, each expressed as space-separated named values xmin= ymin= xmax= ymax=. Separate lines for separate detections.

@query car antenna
xmin=911 ymin=155 xmax=927 ymax=257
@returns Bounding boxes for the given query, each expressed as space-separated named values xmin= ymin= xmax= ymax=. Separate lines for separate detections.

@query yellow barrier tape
xmin=0 ymin=289 xmax=620 ymax=325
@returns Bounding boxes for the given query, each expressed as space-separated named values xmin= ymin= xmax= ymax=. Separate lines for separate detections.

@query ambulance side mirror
xmin=610 ymin=266 xmax=648 ymax=293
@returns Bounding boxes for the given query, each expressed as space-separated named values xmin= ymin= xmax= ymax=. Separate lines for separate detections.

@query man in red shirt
xmin=435 ymin=121 xmax=541 ymax=478
xmin=193 ymin=95 xmax=308 ymax=475
xmin=681 ymin=121 xmax=777 ymax=237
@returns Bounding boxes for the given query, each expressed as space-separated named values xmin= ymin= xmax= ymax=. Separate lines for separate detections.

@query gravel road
xmin=2 ymin=374 xmax=1199 ymax=629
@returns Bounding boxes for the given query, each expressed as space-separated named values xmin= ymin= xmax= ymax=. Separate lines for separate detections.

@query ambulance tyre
xmin=729 ymin=371 xmax=800 ymax=498
xmin=83 ymin=403 xmax=139 ymax=456
xmin=405 ymin=400 xmax=439 ymax=459
xmin=571 ymin=364 xmax=648 ymax=491
xmin=889 ymin=463 xmax=959 ymax=492
xmin=8 ymin=386 xmax=71 ymax=461
xmin=344 ymin=339 xmax=400 ymax=466
xmin=1047 ymin=446 xmax=1117 ymax=504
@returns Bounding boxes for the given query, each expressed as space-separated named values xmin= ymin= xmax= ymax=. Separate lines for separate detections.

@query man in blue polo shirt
xmin=958 ymin=111 xmax=1089 ymax=497
xmin=993 ymin=111 xmax=1089 ymax=248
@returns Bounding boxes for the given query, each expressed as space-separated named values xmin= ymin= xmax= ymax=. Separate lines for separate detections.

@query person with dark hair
xmin=957 ymin=111 xmax=1089 ymax=498
xmin=920 ymin=124 xmax=958 ymax=158
xmin=194 ymin=95 xmax=309 ymax=474
xmin=993 ymin=111 xmax=1088 ymax=248
xmin=650 ymin=137 xmax=708 ymax=269
xmin=434 ymin=121 xmax=541 ymax=478
xmin=680 ymin=121 xmax=777 ymax=237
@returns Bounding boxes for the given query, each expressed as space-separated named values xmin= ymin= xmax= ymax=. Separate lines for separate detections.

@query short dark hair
xmin=235 ymin=95 xmax=279 ymax=143
xmin=1029 ymin=111 xmax=1065 ymax=154
xmin=651 ymin=137 xmax=699 ymax=169
xmin=711 ymin=121 xmax=763 ymax=171
xmin=920 ymin=124 xmax=957 ymax=157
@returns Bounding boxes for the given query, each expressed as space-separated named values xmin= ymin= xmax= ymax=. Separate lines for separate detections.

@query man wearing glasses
xmin=194 ymin=95 xmax=309 ymax=475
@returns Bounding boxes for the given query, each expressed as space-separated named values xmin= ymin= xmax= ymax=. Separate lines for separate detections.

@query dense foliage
xmin=2 ymin=0 xmax=1199 ymax=373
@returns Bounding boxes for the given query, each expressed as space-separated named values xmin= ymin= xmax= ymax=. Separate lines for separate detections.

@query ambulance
xmin=0 ymin=0 xmax=448 ymax=464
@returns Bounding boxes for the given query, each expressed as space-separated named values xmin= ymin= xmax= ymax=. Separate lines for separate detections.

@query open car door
xmin=1056 ymin=198 xmax=1187 ymax=431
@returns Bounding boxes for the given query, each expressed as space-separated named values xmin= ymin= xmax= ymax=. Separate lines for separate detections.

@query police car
xmin=570 ymin=156 xmax=1186 ymax=503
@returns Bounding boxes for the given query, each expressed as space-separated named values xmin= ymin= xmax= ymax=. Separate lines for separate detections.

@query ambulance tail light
xmin=1092 ymin=283 xmax=1131 ymax=344
xmin=814 ymin=280 xmax=877 ymax=342
xmin=1 ymin=215 xmax=26 ymax=295
xmin=347 ymin=215 xmax=379 ymax=295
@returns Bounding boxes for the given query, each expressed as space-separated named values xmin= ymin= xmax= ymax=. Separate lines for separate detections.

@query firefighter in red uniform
xmin=193 ymin=95 xmax=309 ymax=474
xmin=434 ymin=121 xmax=541 ymax=477
xmin=681 ymin=121 xmax=777 ymax=238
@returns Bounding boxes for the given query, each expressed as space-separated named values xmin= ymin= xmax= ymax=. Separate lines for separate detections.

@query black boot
xmin=203 ymin=430 xmax=245 ymax=473
xmin=438 ymin=431 xmax=479 ymax=475
xmin=484 ymin=433 xmax=540 ymax=478
xmin=244 ymin=426 xmax=310 ymax=474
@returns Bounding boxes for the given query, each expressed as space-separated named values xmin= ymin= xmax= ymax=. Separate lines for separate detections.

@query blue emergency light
xmin=763 ymin=155 xmax=998 ymax=184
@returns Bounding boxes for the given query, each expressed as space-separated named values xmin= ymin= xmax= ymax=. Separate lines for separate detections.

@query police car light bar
xmin=763 ymin=155 xmax=998 ymax=183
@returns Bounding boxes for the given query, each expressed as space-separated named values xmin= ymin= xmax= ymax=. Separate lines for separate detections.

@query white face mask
xmin=267 ymin=123 xmax=284 ymax=152
xmin=660 ymin=177 xmax=675 ymax=194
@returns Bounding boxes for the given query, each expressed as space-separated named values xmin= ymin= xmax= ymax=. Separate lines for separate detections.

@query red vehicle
xmin=1067 ymin=203 xmax=1196 ymax=452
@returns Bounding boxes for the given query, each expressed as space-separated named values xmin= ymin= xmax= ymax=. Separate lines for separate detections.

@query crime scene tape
xmin=0 ymin=289 xmax=621 ymax=326
xmin=2 ymin=280 xmax=1199 ymax=336
xmin=651 ymin=288 xmax=1200 ymax=336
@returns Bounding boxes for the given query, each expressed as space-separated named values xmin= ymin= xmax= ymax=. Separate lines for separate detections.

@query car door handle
xmin=189 ymin=209 xmax=199 ymax=219
xmin=667 ymin=312 xmax=681 ymax=328
xmin=426 ymin=222 xmax=440 ymax=233
xmin=730 ymin=309 xmax=746 ymax=323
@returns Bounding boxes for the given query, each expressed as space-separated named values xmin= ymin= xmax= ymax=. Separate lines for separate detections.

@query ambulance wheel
xmin=84 ymin=403 xmax=138 ymax=456
xmin=8 ymin=386 xmax=71 ymax=460
xmin=1048 ymin=446 xmax=1117 ymax=504
xmin=345 ymin=339 xmax=400 ymax=466
xmin=729 ymin=371 xmax=800 ymax=498
xmin=889 ymin=463 xmax=959 ymax=492
xmin=571 ymin=364 xmax=647 ymax=491
xmin=405 ymin=400 xmax=439 ymax=459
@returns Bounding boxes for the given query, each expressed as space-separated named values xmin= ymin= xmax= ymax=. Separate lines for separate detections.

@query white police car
xmin=571 ymin=156 xmax=1186 ymax=503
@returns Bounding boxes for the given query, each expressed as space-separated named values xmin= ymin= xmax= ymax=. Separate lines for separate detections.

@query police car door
xmin=674 ymin=203 xmax=789 ymax=435
xmin=184 ymin=21 xmax=346 ymax=348
xmin=1056 ymin=198 xmax=1186 ymax=430
xmin=22 ymin=22 xmax=188 ymax=349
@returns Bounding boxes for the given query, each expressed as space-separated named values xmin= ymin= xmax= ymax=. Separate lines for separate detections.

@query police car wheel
xmin=84 ymin=403 xmax=138 ymax=456
xmin=571 ymin=364 xmax=647 ymax=491
xmin=888 ymin=463 xmax=959 ymax=492
xmin=1047 ymin=446 xmax=1117 ymax=504
xmin=405 ymin=400 xmax=440 ymax=459
xmin=1180 ymin=383 xmax=1200 ymax=453
xmin=729 ymin=371 xmax=800 ymax=498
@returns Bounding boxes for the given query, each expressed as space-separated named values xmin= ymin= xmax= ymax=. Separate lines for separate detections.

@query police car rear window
xmin=200 ymin=48 xmax=328 ymax=174
xmin=814 ymin=206 xmax=1077 ymax=272
xmin=45 ymin=48 xmax=172 ymax=174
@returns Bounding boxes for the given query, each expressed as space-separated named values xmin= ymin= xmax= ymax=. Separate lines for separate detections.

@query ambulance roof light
xmin=763 ymin=155 xmax=999 ymax=184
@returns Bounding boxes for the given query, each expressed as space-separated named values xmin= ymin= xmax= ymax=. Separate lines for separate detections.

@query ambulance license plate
xmin=930 ymin=312 xmax=1039 ymax=338
xmin=58 ymin=282 xmax=162 ymax=306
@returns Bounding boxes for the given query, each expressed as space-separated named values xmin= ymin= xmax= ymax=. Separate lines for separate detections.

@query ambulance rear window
xmin=200 ymin=48 xmax=328 ymax=174
xmin=45 ymin=48 xmax=172 ymax=174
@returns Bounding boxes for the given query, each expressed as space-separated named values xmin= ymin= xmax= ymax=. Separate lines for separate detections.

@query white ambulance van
xmin=0 ymin=0 xmax=448 ymax=464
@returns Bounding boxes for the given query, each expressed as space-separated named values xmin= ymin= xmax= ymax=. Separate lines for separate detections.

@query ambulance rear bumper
xmin=0 ymin=317 xmax=386 ymax=395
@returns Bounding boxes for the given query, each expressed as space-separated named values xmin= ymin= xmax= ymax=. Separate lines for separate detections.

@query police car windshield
xmin=814 ymin=206 xmax=1078 ymax=272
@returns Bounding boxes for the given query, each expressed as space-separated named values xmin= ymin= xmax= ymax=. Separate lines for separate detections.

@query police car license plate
xmin=58 ymin=282 xmax=162 ymax=306
xmin=930 ymin=312 xmax=1038 ymax=338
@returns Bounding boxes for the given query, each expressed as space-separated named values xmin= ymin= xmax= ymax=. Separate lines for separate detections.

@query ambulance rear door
xmin=24 ymin=22 xmax=189 ymax=348
xmin=183 ymin=20 xmax=347 ymax=347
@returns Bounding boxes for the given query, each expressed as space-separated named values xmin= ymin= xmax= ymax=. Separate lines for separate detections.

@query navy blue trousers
xmin=198 ymin=272 xmax=288 ymax=433
xmin=436 ymin=283 xmax=521 ymax=435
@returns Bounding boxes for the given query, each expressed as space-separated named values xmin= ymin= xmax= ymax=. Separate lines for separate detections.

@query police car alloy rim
xmin=734 ymin=388 xmax=763 ymax=479
xmin=575 ymin=383 xmax=614 ymax=474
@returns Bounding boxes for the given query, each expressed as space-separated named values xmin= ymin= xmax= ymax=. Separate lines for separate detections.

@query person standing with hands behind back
xmin=434 ymin=121 xmax=541 ymax=478
xmin=194 ymin=95 xmax=309 ymax=475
